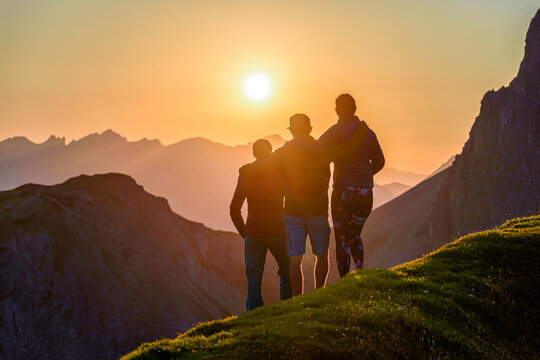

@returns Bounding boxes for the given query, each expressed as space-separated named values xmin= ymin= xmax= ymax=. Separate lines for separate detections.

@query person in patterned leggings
xmin=289 ymin=93 xmax=385 ymax=278
xmin=332 ymin=187 xmax=373 ymax=277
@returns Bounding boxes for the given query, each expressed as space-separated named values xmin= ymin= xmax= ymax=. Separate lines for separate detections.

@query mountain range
xmin=0 ymin=131 xmax=422 ymax=231
xmin=363 ymin=9 xmax=540 ymax=268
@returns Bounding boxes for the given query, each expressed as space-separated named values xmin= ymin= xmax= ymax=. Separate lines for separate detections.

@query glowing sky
xmin=0 ymin=1 xmax=538 ymax=173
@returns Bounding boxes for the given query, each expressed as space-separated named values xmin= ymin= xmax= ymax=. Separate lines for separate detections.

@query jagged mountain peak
xmin=364 ymin=8 xmax=540 ymax=268
xmin=517 ymin=9 xmax=540 ymax=82
xmin=68 ymin=129 xmax=127 ymax=146
xmin=43 ymin=135 xmax=66 ymax=146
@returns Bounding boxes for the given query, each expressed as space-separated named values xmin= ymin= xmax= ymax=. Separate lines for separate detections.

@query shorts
xmin=284 ymin=215 xmax=330 ymax=256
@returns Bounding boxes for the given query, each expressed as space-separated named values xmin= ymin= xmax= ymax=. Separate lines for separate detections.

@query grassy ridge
xmin=121 ymin=216 xmax=540 ymax=359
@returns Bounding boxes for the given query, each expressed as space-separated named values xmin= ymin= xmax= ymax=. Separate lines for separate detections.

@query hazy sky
xmin=1 ymin=1 xmax=538 ymax=173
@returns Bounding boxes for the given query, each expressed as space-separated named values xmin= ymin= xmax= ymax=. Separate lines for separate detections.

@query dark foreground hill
xmin=363 ymin=9 xmax=540 ymax=268
xmin=0 ymin=174 xmax=281 ymax=360
xmin=122 ymin=215 xmax=540 ymax=359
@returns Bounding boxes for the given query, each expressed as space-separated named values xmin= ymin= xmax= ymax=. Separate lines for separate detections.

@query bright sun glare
xmin=244 ymin=74 xmax=271 ymax=101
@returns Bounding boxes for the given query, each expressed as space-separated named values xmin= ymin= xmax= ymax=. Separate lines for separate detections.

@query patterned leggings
xmin=331 ymin=187 xmax=373 ymax=278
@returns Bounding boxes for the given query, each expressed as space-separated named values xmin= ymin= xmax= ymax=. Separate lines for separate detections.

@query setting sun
xmin=244 ymin=74 xmax=271 ymax=101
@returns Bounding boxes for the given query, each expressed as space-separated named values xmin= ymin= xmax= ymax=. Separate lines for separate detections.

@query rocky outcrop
xmin=364 ymin=9 xmax=540 ymax=268
xmin=0 ymin=174 xmax=279 ymax=360
xmin=427 ymin=8 xmax=540 ymax=241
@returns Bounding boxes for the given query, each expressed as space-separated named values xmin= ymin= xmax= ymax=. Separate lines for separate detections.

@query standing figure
xmin=274 ymin=114 xmax=331 ymax=295
xmin=229 ymin=139 xmax=293 ymax=310
xmin=291 ymin=94 xmax=385 ymax=277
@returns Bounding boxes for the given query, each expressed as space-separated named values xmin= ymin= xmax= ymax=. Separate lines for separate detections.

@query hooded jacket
xmin=318 ymin=116 xmax=385 ymax=188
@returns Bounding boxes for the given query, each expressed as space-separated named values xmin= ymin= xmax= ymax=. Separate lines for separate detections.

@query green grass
xmin=121 ymin=216 xmax=540 ymax=359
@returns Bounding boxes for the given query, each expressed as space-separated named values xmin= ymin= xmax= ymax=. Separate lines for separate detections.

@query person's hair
xmin=289 ymin=113 xmax=311 ymax=127
xmin=335 ymin=93 xmax=356 ymax=117
xmin=288 ymin=113 xmax=312 ymax=137
xmin=253 ymin=139 xmax=272 ymax=159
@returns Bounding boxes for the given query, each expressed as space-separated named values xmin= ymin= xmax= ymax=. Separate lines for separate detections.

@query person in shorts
xmin=273 ymin=114 xmax=331 ymax=295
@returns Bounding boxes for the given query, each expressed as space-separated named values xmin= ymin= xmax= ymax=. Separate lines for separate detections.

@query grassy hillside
xmin=122 ymin=216 xmax=540 ymax=359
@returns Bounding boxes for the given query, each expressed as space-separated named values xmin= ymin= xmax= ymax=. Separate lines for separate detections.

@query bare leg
xmin=289 ymin=255 xmax=303 ymax=296
xmin=314 ymin=253 xmax=329 ymax=289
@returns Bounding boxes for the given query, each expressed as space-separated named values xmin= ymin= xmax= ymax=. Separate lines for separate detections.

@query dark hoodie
xmin=318 ymin=116 xmax=385 ymax=188
xmin=229 ymin=159 xmax=284 ymax=237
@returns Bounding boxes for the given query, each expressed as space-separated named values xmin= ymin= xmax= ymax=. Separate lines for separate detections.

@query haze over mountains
xmin=363 ymin=9 xmax=540 ymax=268
xmin=0 ymin=173 xmax=281 ymax=360
xmin=0 ymin=131 xmax=422 ymax=231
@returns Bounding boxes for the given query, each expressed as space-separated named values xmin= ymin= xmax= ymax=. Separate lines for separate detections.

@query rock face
xmin=0 ymin=174 xmax=279 ymax=360
xmin=433 ymin=8 xmax=540 ymax=238
xmin=364 ymin=9 xmax=540 ymax=268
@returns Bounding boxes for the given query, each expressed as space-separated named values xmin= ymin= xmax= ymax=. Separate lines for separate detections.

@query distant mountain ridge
xmin=0 ymin=173 xmax=280 ymax=360
xmin=0 ymin=130 xmax=418 ymax=230
xmin=364 ymin=9 xmax=540 ymax=268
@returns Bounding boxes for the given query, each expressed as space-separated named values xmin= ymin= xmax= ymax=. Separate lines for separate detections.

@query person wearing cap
xmin=289 ymin=94 xmax=385 ymax=278
xmin=272 ymin=114 xmax=332 ymax=295
xmin=229 ymin=139 xmax=293 ymax=311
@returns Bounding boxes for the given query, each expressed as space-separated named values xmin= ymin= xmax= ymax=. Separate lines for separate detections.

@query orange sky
xmin=0 ymin=1 xmax=538 ymax=173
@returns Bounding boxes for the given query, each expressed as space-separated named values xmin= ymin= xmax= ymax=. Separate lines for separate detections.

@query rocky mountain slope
xmin=0 ymin=174 xmax=280 ymax=360
xmin=122 ymin=215 xmax=540 ymax=359
xmin=0 ymin=132 xmax=416 ymax=231
xmin=364 ymin=9 xmax=540 ymax=268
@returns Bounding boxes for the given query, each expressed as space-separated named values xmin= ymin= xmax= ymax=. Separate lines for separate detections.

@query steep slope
xmin=122 ymin=215 xmax=540 ymax=359
xmin=364 ymin=170 xmax=450 ymax=268
xmin=364 ymin=9 xmax=540 ymax=268
xmin=425 ymin=155 xmax=455 ymax=179
xmin=0 ymin=174 xmax=280 ymax=360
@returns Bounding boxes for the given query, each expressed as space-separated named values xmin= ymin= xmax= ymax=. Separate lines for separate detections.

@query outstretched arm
xmin=229 ymin=176 xmax=247 ymax=238
xmin=288 ymin=122 xmax=368 ymax=162
xmin=287 ymin=125 xmax=338 ymax=157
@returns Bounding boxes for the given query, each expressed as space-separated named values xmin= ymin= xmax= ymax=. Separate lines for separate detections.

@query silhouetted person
xmin=291 ymin=94 xmax=384 ymax=277
xmin=272 ymin=114 xmax=331 ymax=296
xmin=229 ymin=139 xmax=293 ymax=311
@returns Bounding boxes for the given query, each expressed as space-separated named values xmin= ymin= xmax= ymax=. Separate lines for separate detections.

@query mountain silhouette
xmin=0 ymin=173 xmax=282 ymax=360
xmin=364 ymin=9 xmax=540 ymax=268
xmin=0 ymin=132 xmax=418 ymax=231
